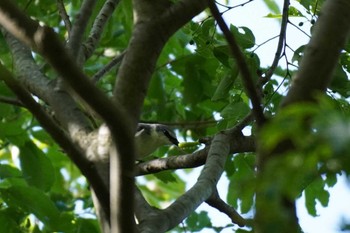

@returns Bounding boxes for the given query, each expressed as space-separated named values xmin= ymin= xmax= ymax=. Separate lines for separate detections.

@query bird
xmin=86 ymin=123 xmax=178 ymax=162
xmin=135 ymin=123 xmax=179 ymax=159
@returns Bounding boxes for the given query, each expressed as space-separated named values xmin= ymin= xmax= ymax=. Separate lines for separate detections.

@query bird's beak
xmin=169 ymin=136 xmax=179 ymax=146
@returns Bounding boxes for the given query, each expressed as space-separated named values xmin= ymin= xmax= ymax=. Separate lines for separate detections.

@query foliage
xmin=0 ymin=0 xmax=350 ymax=232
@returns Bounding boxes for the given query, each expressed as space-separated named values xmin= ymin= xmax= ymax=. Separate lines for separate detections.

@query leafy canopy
xmin=1 ymin=0 xmax=350 ymax=232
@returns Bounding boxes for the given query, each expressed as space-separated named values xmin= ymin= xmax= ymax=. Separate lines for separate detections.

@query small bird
xmin=135 ymin=123 xmax=179 ymax=159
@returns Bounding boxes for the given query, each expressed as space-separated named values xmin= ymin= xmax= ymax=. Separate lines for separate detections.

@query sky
xmin=182 ymin=0 xmax=350 ymax=232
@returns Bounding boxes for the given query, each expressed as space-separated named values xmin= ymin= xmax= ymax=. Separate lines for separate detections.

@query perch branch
xmin=136 ymin=134 xmax=255 ymax=176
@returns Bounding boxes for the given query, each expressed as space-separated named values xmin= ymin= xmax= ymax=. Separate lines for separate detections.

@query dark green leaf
xmin=186 ymin=211 xmax=212 ymax=231
xmin=229 ymin=25 xmax=256 ymax=49
xmin=212 ymin=62 xmax=239 ymax=101
xmin=0 ymin=185 xmax=74 ymax=231
xmin=19 ymin=141 xmax=55 ymax=191
xmin=153 ymin=170 xmax=177 ymax=183
xmin=329 ymin=65 xmax=350 ymax=97
xmin=0 ymin=212 xmax=19 ymax=233
xmin=220 ymin=102 xmax=250 ymax=120
xmin=304 ymin=177 xmax=330 ymax=216
xmin=0 ymin=164 xmax=22 ymax=179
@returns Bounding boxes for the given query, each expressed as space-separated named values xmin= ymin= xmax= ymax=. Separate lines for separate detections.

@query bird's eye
xmin=163 ymin=129 xmax=170 ymax=136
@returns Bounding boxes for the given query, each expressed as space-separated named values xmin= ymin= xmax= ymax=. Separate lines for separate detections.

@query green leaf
xmin=153 ymin=170 xmax=177 ymax=183
xmin=212 ymin=63 xmax=239 ymax=101
xmin=288 ymin=6 xmax=304 ymax=17
xmin=265 ymin=13 xmax=282 ymax=18
xmin=263 ymin=0 xmax=280 ymax=14
xmin=227 ymin=154 xmax=255 ymax=213
xmin=329 ymin=64 xmax=350 ymax=97
xmin=220 ymin=102 xmax=250 ymax=120
xmin=0 ymin=121 xmax=27 ymax=146
xmin=229 ymin=25 xmax=256 ymax=49
xmin=304 ymin=177 xmax=330 ymax=216
xmin=31 ymin=129 xmax=55 ymax=145
xmin=0 ymin=185 xmax=74 ymax=231
xmin=324 ymin=173 xmax=337 ymax=188
xmin=0 ymin=212 xmax=19 ymax=233
xmin=0 ymin=164 xmax=22 ymax=179
xmin=213 ymin=45 xmax=230 ymax=67
xmin=75 ymin=218 xmax=100 ymax=233
xmin=186 ymin=211 xmax=212 ymax=231
xmin=19 ymin=141 xmax=55 ymax=191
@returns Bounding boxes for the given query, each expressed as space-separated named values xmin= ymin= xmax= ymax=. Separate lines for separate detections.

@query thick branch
xmin=256 ymin=1 xmax=350 ymax=232
xmin=0 ymin=2 xmax=135 ymax=231
xmin=0 ymin=63 xmax=110 ymax=222
xmin=136 ymin=134 xmax=255 ymax=176
xmin=138 ymin=133 xmax=230 ymax=232
xmin=281 ymin=0 xmax=350 ymax=106
xmin=114 ymin=0 xmax=208 ymax=127
xmin=3 ymin=32 xmax=92 ymax=139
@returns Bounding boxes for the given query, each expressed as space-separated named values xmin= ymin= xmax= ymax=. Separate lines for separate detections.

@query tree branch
xmin=138 ymin=133 xmax=230 ymax=232
xmin=206 ymin=188 xmax=246 ymax=227
xmin=92 ymin=50 xmax=126 ymax=83
xmin=256 ymin=1 xmax=350 ymax=232
xmin=134 ymin=187 xmax=158 ymax=223
xmin=2 ymin=31 xmax=92 ymax=145
xmin=68 ymin=0 xmax=97 ymax=60
xmin=207 ymin=0 xmax=266 ymax=127
xmin=83 ymin=0 xmax=120 ymax=60
xmin=0 ymin=63 xmax=110 ymax=223
xmin=136 ymin=134 xmax=255 ymax=176
xmin=114 ymin=0 xmax=208 ymax=127
xmin=0 ymin=95 xmax=23 ymax=106
xmin=56 ymin=0 xmax=71 ymax=36
xmin=262 ymin=0 xmax=289 ymax=82
xmin=0 ymin=2 xmax=135 ymax=232
xmin=281 ymin=0 xmax=350 ymax=106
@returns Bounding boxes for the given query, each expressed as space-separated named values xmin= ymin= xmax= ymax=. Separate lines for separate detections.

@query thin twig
xmin=0 ymin=95 xmax=23 ymax=106
xmin=56 ymin=0 xmax=71 ymax=36
xmin=288 ymin=20 xmax=311 ymax=38
xmin=92 ymin=50 xmax=126 ymax=83
xmin=262 ymin=0 xmax=290 ymax=82
xmin=253 ymin=35 xmax=279 ymax=53
xmin=208 ymin=0 xmax=266 ymax=127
